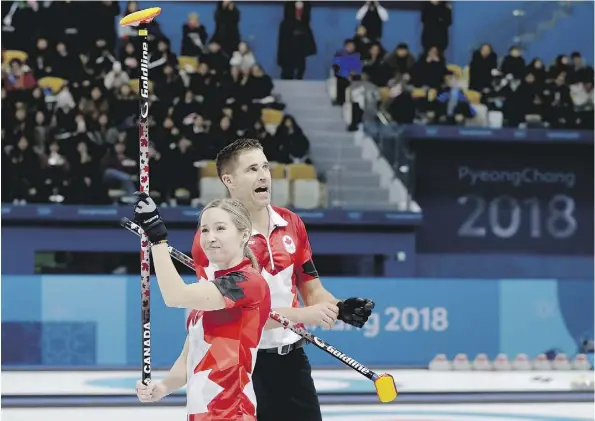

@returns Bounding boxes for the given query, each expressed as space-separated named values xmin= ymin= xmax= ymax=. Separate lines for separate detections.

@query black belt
xmin=259 ymin=338 xmax=306 ymax=355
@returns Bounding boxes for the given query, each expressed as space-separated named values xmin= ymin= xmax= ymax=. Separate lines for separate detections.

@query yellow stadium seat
xmin=464 ymin=89 xmax=482 ymax=105
xmin=261 ymin=108 xmax=284 ymax=126
xmin=3 ymin=50 xmax=28 ymax=66
xmin=287 ymin=163 xmax=316 ymax=181
xmin=447 ymin=64 xmax=463 ymax=80
xmin=200 ymin=160 xmax=218 ymax=178
xmin=379 ymin=87 xmax=391 ymax=102
xmin=427 ymin=88 xmax=437 ymax=102
xmin=270 ymin=163 xmax=286 ymax=179
xmin=411 ymin=88 xmax=427 ymax=99
xmin=178 ymin=56 xmax=199 ymax=72
xmin=38 ymin=76 xmax=67 ymax=94
xmin=129 ymin=78 xmax=154 ymax=95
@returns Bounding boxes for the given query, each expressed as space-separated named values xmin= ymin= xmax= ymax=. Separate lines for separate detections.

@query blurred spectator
xmin=277 ymin=1 xmax=317 ymax=80
xmin=500 ymin=46 xmax=526 ymax=80
xmin=348 ymin=73 xmax=381 ymax=130
xmin=29 ymin=38 xmax=54 ymax=80
xmin=434 ymin=72 xmax=476 ymax=125
xmin=8 ymin=136 xmax=42 ymax=203
xmin=412 ymin=46 xmax=447 ymax=89
xmin=3 ymin=59 xmax=36 ymax=92
xmin=100 ymin=142 xmax=137 ymax=200
xmin=362 ymin=43 xmax=390 ymax=86
xmin=383 ymin=43 xmax=415 ymax=81
xmin=526 ymin=58 xmax=547 ymax=88
xmin=246 ymin=119 xmax=281 ymax=161
xmin=167 ymin=137 xmax=199 ymax=203
xmin=201 ymin=41 xmax=230 ymax=77
xmin=149 ymin=39 xmax=178 ymax=85
xmin=67 ymin=140 xmax=106 ymax=204
xmin=568 ymin=52 xmax=594 ymax=85
xmin=385 ymin=74 xmax=416 ymax=124
xmin=104 ymin=62 xmax=130 ymax=91
xmin=244 ymin=64 xmax=274 ymax=103
xmin=181 ymin=12 xmax=208 ymax=57
xmin=421 ymin=1 xmax=452 ymax=53
xmin=355 ymin=1 xmax=388 ymax=42
xmin=120 ymin=40 xmax=140 ymax=78
xmin=88 ymin=114 xmax=119 ymax=149
xmin=469 ymin=44 xmax=498 ymax=92
xmin=88 ymin=39 xmax=117 ymax=80
xmin=353 ymin=25 xmax=373 ymax=60
xmin=548 ymin=54 xmax=571 ymax=80
xmin=230 ymin=41 xmax=257 ymax=74
xmin=274 ymin=115 xmax=311 ymax=163
xmin=86 ymin=1 xmax=121 ymax=52
xmin=332 ymin=39 xmax=357 ymax=105
xmin=211 ymin=1 xmax=241 ymax=55
xmin=2 ymin=1 xmax=298 ymax=205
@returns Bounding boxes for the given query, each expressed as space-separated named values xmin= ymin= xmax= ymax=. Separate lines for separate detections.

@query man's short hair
xmin=215 ymin=138 xmax=263 ymax=179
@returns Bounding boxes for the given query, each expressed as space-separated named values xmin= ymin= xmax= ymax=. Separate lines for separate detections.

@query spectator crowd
xmin=2 ymin=0 xmax=312 ymax=206
xmin=3 ymin=0 xmax=593 ymax=206
xmin=334 ymin=0 xmax=594 ymax=130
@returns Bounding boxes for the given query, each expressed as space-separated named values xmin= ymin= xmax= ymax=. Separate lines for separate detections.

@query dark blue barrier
xmin=2 ymin=275 xmax=592 ymax=368
xmin=1 ymin=204 xmax=421 ymax=226
xmin=1 ymin=205 xmax=421 ymax=276
xmin=367 ymin=125 xmax=594 ymax=279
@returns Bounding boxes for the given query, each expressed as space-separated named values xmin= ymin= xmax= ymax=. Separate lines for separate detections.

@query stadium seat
xmin=270 ymin=163 xmax=286 ymax=179
xmin=379 ymin=87 xmax=391 ymax=103
xmin=287 ymin=163 xmax=316 ymax=180
xmin=261 ymin=108 xmax=284 ymax=133
xmin=447 ymin=64 xmax=463 ymax=80
xmin=261 ymin=108 xmax=283 ymax=125
xmin=3 ymin=50 xmax=28 ymax=66
xmin=464 ymin=89 xmax=482 ymax=105
xmin=129 ymin=78 xmax=154 ymax=95
xmin=411 ymin=88 xmax=427 ymax=99
xmin=287 ymin=164 xmax=319 ymax=209
xmin=197 ymin=160 xmax=226 ymax=205
xmin=428 ymin=89 xmax=438 ymax=102
xmin=178 ymin=56 xmax=199 ymax=72
xmin=198 ymin=160 xmax=218 ymax=177
xmin=37 ymin=76 xmax=67 ymax=94
xmin=293 ymin=180 xmax=320 ymax=209
xmin=270 ymin=164 xmax=290 ymax=206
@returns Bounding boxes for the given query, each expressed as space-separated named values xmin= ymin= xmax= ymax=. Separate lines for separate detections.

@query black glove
xmin=133 ymin=191 xmax=168 ymax=244
xmin=337 ymin=297 xmax=375 ymax=328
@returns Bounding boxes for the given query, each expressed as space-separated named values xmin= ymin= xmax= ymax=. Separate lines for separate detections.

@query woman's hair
xmin=200 ymin=198 xmax=259 ymax=270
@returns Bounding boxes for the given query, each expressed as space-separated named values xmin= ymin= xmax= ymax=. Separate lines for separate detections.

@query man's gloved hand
xmin=133 ymin=191 xmax=168 ymax=244
xmin=337 ymin=297 xmax=375 ymax=328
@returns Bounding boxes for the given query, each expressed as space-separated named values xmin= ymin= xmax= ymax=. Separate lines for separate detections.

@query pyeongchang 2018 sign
xmin=409 ymin=129 xmax=594 ymax=256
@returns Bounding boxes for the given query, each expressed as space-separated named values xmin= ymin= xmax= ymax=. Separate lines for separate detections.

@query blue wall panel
xmin=2 ymin=275 xmax=592 ymax=368
xmin=129 ymin=1 xmax=594 ymax=80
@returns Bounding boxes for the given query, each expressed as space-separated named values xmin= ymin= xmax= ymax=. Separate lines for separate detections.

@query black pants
xmin=253 ymin=348 xmax=322 ymax=421
xmin=280 ymin=57 xmax=306 ymax=80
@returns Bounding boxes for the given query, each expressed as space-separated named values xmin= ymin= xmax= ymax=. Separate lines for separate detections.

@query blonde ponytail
xmin=201 ymin=198 xmax=259 ymax=271
xmin=244 ymin=245 xmax=259 ymax=271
